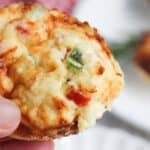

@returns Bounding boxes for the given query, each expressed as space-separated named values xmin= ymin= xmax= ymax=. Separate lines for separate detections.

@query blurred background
xmin=55 ymin=0 xmax=150 ymax=149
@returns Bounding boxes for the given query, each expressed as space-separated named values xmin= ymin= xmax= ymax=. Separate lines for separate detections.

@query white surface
xmin=112 ymin=53 xmax=150 ymax=132
xmin=75 ymin=0 xmax=150 ymax=40
xmin=74 ymin=0 xmax=150 ymax=131
xmin=55 ymin=126 xmax=150 ymax=150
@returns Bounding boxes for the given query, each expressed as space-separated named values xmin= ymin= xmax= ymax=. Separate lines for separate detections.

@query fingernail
xmin=0 ymin=97 xmax=21 ymax=138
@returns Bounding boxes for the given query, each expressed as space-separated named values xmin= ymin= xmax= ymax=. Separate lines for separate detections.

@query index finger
xmin=0 ymin=97 xmax=21 ymax=138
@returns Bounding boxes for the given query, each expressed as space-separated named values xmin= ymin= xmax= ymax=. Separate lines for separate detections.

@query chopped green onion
xmin=66 ymin=48 xmax=83 ymax=70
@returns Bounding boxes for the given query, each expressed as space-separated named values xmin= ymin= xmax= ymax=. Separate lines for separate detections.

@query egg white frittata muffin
xmin=134 ymin=32 xmax=150 ymax=78
xmin=0 ymin=3 xmax=124 ymax=140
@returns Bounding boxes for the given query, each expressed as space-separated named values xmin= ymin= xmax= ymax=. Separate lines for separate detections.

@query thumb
xmin=0 ymin=97 xmax=21 ymax=138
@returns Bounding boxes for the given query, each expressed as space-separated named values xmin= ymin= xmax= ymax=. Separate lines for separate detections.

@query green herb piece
xmin=66 ymin=48 xmax=83 ymax=70
xmin=108 ymin=36 xmax=139 ymax=57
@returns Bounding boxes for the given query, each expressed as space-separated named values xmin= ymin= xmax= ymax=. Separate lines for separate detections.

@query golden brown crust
xmin=11 ymin=120 xmax=78 ymax=140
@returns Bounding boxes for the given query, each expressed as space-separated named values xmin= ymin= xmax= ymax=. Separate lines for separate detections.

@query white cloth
xmin=55 ymin=125 xmax=150 ymax=150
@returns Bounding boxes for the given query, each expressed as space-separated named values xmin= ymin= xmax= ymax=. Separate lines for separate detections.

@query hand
xmin=0 ymin=97 xmax=54 ymax=150
xmin=0 ymin=0 xmax=75 ymax=13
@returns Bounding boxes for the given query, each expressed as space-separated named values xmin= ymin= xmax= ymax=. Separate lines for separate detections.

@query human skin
xmin=0 ymin=0 xmax=75 ymax=13
xmin=0 ymin=1 xmax=54 ymax=149
xmin=0 ymin=97 xmax=54 ymax=150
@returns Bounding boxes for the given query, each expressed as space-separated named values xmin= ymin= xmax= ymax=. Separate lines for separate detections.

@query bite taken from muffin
xmin=0 ymin=3 xmax=124 ymax=140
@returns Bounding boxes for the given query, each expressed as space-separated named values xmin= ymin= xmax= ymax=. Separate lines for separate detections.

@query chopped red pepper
xmin=66 ymin=88 xmax=91 ymax=106
xmin=16 ymin=25 xmax=29 ymax=35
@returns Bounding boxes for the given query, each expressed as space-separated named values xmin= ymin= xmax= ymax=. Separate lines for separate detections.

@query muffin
xmin=0 ymin=3 xmax=124 ymax=140
xmin=134 ymin=32 xmax=150 ymax=78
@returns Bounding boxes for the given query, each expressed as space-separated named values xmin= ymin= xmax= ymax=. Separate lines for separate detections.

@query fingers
xmin=0 ymin=0 xmax=14 ymax=8
xmin=0 ymin=97 xmax=21 ymax=138
xmin=0 ymin=140 xmax=54 ymax=150
xmin=36 ymin=0 xmax=75 ymax=12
